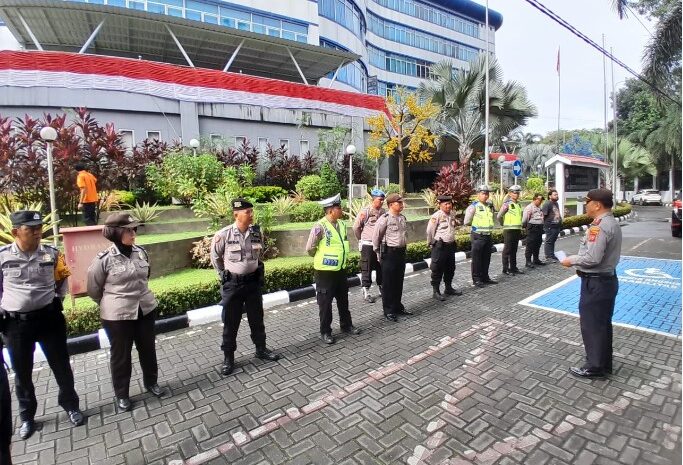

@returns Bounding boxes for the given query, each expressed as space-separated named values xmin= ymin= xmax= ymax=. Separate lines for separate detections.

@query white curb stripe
xmin=263 ymin=290 xmax=290 ymax=309
xmin=187 ymin=305 xmax=222 ymax=327
xmin=98 ymin=328 xmax=110 ymax=349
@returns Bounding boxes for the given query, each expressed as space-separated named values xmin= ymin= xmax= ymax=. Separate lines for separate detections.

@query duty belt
xmin=4 ymin=302 xmax=55 ymax=320
xmin=385 ymin=245 xmax=406 ymax=251
xmin=229 ymin=270 xmax=259 ymax=283
xmin=472 ymin=231 xmax=491 ymax=236
xmin=576 ymin=270 xmax=616 ymax=278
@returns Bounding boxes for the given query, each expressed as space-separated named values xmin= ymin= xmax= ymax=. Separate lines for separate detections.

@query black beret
xmin=232 ymin=198 xmax=253 ymax=211
xmin=104 ymin=213 xmax=140 ymax=228
xmin=10 ymin=210 xmax=43 ymax=227
xmin=586 ymin=189 xmax=614 ymax=208
xmin=437 ymin=195 xmax=453 ymax=203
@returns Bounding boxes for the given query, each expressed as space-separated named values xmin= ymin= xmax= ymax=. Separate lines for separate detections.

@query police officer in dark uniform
xmin=562 ymin=189 xmax=622 ymax=378
xmin=426 ymin=195 xmax=463 ymax=301
xmin=0 ymin=211 xmax=84 ymax=440
xmin=464 ymin=186 xmax=498 ymax=287
xmin=0 ymin=338 xmax=11 ymax=465
xmin=210 ymin=199 xmax=280 ymax=375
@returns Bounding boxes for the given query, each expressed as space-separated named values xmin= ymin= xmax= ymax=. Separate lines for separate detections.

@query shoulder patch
xmin=250 ymin=224 xmax=261 ymax=233
xmin=587 ymin=226 xmax=601 ymax=242
xmin=97 ymin=250 xmax=110 ymax=259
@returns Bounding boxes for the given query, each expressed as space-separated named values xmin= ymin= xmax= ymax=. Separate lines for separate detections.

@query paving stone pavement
xmin=6 ymin=236 xmax=682 ymax=465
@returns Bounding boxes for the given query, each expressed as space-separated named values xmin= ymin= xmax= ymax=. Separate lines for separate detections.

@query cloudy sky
xmin=488 ymin=0 xmax=654 ymax=136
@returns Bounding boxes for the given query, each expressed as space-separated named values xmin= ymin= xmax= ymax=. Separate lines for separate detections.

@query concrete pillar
xmin=179 ymin=101 xmax=199 ymax=144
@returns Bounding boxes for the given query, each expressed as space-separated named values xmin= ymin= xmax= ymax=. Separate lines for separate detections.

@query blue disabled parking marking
xmin=519 ymin=256 xmax=682 ymax=337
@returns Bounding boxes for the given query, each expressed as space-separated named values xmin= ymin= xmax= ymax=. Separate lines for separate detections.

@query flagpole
xmin=484 ymin=0 xmax=490 ymax=187
xmin=611 ymin=47 xmax=618 ymax=195
xmin=602 ymin=34 xmax=608 ymax=187
xmin=557 ymin=47 xmax=561 ymax=154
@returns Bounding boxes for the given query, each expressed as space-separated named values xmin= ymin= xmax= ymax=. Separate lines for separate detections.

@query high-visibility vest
xmin=313 ymin=218 xmax=350 ymax=271
xmin=471 ymin=202 xmax=494 ymax=233
xmin=503 ymin=202 xmax=523 ymax=230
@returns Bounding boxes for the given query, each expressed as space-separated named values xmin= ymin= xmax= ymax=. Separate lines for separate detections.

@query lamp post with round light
xmin=189 ymin=138 xmax=200 ymax=156
xmin=346 ymin=144 xmax=356 ymax=206
xmin=40 ymin=126 xmax=59 ymax=246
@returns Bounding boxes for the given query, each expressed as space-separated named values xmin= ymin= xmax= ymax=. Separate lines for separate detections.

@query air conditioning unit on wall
xmin=349 ymin=184 xmax=368 ymax=199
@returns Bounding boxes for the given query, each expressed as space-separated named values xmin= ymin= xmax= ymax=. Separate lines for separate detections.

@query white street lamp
xmin=346 ymin=144 xmax=356 ymax=205
xmin=189 ymin=138 xmax=200 ymax=156
xmin=40 ymin=126 xmax=59 ymax=246
xmin=498 ymin=155 xmax=506 ymax=194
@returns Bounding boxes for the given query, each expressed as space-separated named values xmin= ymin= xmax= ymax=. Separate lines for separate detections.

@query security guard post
xmin=497 ymin=185 xmax=525 ymax=275
xmin=0 ymin=338 xmax=11 ymax=465
xmin=373 ymin=193 xmax=412 ymax=321
xmin=352 ymin=188 xmax=386 ymax=303
xmin=427 ymin=195 xmax=463 ymax=301
xmin=522 ymin=194 xmax=546 ymax=268
xmin=562 ymin=189 xmax=622 ymax=378
xmin=464 ymin=186 xmax=498 ymax=287
xmin=0 ymin=211 xmax=84 ymax=440
xmin=210 ymin=199 xmax=280 ymax=375
xmin=306 ymin=194 xmax=361 ymax=345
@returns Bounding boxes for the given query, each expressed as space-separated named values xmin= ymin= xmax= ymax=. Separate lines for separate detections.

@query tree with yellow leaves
xmin=367 ymin=88 xmax=439 ymax=194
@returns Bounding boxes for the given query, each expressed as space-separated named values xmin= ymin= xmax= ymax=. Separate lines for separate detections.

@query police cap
xmin=370 ymin=188 xmax=386 ymax=198
xmin=477 ymin=185 xmax=492 ymax=193
xmin=508 ymin=185 xmax=522 ymax=193
xmin=437 ymin=195 xmax=453 ymax=203
xmin=385 ymin=193 xmax=403 ymax=205
xmin=231 ymin=198 xmax=254 ymax=211
xmin=10 ymin=210 xmax=44 ymax=227
xmin=105 ymin=213 xmax=140 ymax=228
xmin=585 ymin=188 xmax=614 ymax=208
xmin=318 ymin=193 xmax=342 ymax=208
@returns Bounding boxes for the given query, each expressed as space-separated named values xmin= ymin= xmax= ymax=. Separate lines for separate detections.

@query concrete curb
xmin=15 ymin=211 xmax=631 ymax=363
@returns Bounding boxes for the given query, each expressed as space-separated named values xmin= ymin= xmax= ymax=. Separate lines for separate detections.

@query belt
xmin=228 ymin=270 xmax=259 ymax=283
xmin=386 ymin=246 xmax=406 ymax=251
xmin=5 ymin=304 xmax=54 ymax=320
xmin=576 ymin=270 xmax=616 ymax=278
xmin=472 ymin=231 xmax=491 ymax=236
xmin=359 ymin=240 xmax=374 ymax=247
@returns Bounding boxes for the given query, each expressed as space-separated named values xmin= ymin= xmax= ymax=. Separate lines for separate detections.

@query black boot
xmin=525 ymin=260 xmax=535 ymax=269
xmin=221 ymin=353 xmax=235 ymax=375
xmin=255 ymin=346 xmax=280 ymax=361
xmin=444 ymin=285 xmax=462 ymax=296
xmin=432 ymin=286 xmax=446 ymax=301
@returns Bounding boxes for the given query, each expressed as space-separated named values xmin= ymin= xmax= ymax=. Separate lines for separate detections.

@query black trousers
xmin=3 ymin=303 xmax=79 ymax=421
xmin=101 ymin=309 xmax=158 ymax=399
xmin=360 ymin=244 xmax=382 ymax=288
xmin=315 ymin=270 xmax=352 ymax=335
xmin=430 ymin=241 xmax=456 ymax=287
xmin=220 ymin=279 xmax=266 ymax=354
xmin=470 ymin=233 xmax=492 ymax=283
xmin=82 ymin=202 xmax=98 ymax=226
xmin=0 ymin=346 xmax=11 ymax=465
xmin=525 ymin=224 xmax=544 ymax=262
xmin=381 ymin=247 xmax=406 ymax=315
xmin=579 ymin=275 xmax=618 ymax=371
xmin=544 ymin=224 xmax=561 ymax=259
xmin=502 ymin=229 xmax=522 ymax=272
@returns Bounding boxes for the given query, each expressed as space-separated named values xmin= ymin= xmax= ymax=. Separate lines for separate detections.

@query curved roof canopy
xmin=0 ymin=0 xmax=360 ymax=83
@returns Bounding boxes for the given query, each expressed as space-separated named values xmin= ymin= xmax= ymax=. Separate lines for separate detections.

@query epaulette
xmin=250 ymin=224 xmax=261 ymax=234
xmin=134 ymin=245 xmax=149 ymax=261
xmin=0 ymin=244 xmax=10 ymax=253
xmin=44 ymin=244 xmax=59 ymax=252
xmin=97 ymin=250 xmax=110 ymax=259
xmin=382 ymin=213 xmax=389 ymax=218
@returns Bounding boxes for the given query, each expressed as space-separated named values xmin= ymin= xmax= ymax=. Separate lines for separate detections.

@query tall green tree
xmin=418 ymin=58 xmax=537 ymax=167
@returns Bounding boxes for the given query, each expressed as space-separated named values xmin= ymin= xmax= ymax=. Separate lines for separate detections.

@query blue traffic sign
xmin=512 ymin=159 xmax=523 ymax=177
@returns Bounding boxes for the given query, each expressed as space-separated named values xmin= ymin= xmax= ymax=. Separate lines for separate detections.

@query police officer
xmin=87 ymin=213 xmax=165 ymax=412
xmin=464 ymin=186 xmax=498 ymax=287
xmin=522 ymin=193 xmax=546 ymax=268
xmin=306 ymin=194 xmax=361 ymax=344
xmin=497 ymin=185 xmax=525 ymax=275
xmin=211 ymin=199 xmax=280 ymax=375
xmin=562 ymin=189 xmax=622 ymax=378
xmin=373 ymin=193 xmax=412 ymax=321
xmin=0 ymin=339 xmax=11 ymax=465
xmin=427 ymin=195 xmax=463 ymax=301
xmin=0 ymin=211 xmax=84 ymax=440
xmin=352 ymin=188 xmax=386 ymax=303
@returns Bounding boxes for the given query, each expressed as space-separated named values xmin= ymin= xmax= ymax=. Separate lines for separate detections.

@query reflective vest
xmin=314 ymin=218 xmax=350 ymax=271
xmin=503 ymin=202 xmax=523 ymax=230
xmin=471 ymin=202 xmax=494 ymax=233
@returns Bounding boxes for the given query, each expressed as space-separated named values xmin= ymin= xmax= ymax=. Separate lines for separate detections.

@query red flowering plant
xmin=431 ymin=161 xmax=474 ymax=214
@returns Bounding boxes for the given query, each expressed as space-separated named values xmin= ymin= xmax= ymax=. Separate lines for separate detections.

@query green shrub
xmin=384 ymin=183 xmax=401 ymax=195
xmin=146 ymin=153 xmax=225 ymax=204
xmin=114 ymin=190 xmax=136 ymax=206
xmin=562 ymin=214 xmax=591 ymax=229
xmin=241 ymin=186 xmax=287 ymax=203
xmin=291 ymin=201 xmax=324 ymax=222
xmin=613 ymin=203 xmax=632 ymax=217
xmin=525 ymin=177 xmax=545 ymax=193
xmin=295 ymin=175 xmax=324 ymax=201
xmin=319 ymin=163 xmax=343 ymax=198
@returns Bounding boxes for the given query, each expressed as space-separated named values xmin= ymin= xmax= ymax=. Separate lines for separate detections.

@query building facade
xmin=0 ymin=0 xmax=502 ymax=187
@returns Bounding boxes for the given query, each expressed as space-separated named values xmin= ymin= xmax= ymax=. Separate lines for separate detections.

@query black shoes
xmin=502 ymin=270 xmax=512 ymax=275
xmin=67 ymin=409 xmax=85 ymax=426
xmin=221 ymin=354 xmax=235 ymax=375
xmin=19 ymin=420 xmax=35 ymax=440
xmin=384 ymin=314 xmax=398 ymax=322
xmin=341 ymin=326 xmax=362 ymax=335
xmin=320 ymin=334 xmax=335 ymax=344
xmin=525 ymin=261 xmax=535 ymax=269
xmin=533 ymin=260 xmax=547 ymax=266
xmin=569 ymin=366 xmax=606 ymax=379
xmin=473 ymin=281 xmax=486 ymax=288
xmin=432 ymin=289 xmax=446 ymax=301
xmin=146 ymin=384 xmax=166 ymax=397
xmin=483 ymin=279 xmax=498 ymax=285
xmin=397 ymin=308 xmax=413 ymax=315
xmin=255 ymin=347 xmax=281 ymax=361
xmin=444 ymin=287 xmax=463 ymax=296
xmin=510 ymin=268 xmax=525 ymax=275
xmin=115 ymin=397 xmax=132 ymax=412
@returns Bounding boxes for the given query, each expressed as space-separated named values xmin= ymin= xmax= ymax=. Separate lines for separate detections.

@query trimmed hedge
xmin=63 ymin=204 xmax=631 ymax=337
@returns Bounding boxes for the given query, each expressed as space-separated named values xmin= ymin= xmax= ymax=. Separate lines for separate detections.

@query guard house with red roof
xmin=544 ymin=154 xmax=610 ymax=215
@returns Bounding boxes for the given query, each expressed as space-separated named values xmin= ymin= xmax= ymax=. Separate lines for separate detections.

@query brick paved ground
xmin=7 ymin=232 xmax=682 ymax=465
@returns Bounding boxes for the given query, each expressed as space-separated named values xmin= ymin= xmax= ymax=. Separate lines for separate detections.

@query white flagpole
xmin=602 ymin=34 xmax=608 ymax=187
xmin=557 ymin=47 xmax=561 ymax=154
xmin=484 ymin=0 xmax=490 ymax=186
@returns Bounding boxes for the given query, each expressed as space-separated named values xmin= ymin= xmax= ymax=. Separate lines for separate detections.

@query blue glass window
xmin=319 ymin=0 xmax=365 ymax=40
xmin=374 ymin=0 xmax=480 ymax=39
xmin=147 ymin=2 xmax=164 ymax=13
xmin=186 ymin=10 xmax=201 ymax=21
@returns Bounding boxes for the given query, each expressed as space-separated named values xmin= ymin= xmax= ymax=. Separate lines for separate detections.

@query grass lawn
xmin=136 ymin=231 xmax=209 ymax=245
xmin=270 ymin=214 xmax=431 ymax=231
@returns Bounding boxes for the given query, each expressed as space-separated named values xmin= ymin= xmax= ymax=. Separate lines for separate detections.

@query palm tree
xmin=517 ymin=143 xmax=554 ymax=176
xmin=419 ymin=58 xmax=537 ymax=166
xmin=584 ymin=132 xmax=658 ymax=190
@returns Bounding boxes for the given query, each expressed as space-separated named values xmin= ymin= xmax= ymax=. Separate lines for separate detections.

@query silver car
xmin=631 ymin=189 xmax=663 ymax=206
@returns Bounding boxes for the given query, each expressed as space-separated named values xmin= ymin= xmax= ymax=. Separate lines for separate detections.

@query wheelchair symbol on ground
xmin=519 ymin=256 xmax=682 ymax=337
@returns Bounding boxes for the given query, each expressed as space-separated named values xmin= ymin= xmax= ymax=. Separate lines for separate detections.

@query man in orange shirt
xmin=75 ymin=162 xmax=98 ymax=226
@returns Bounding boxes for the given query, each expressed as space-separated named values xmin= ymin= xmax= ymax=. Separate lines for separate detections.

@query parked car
xmin=631 ymin=189 xmax=663 ymax=206
xmin=672 ymin=195 xmax=682 ymax=237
